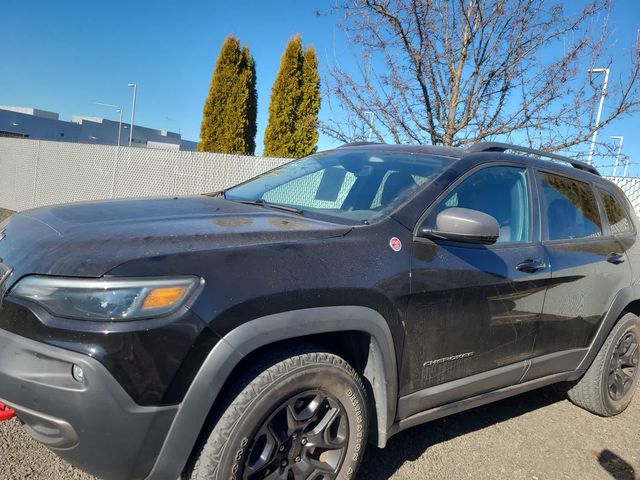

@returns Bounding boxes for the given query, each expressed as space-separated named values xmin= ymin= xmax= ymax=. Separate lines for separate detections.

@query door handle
xmin=607 ymin=252 xmax=625 ymax=265
xmin=516 ymin=259 xmax=547 ymax=273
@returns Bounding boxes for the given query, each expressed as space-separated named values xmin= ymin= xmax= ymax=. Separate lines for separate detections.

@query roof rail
xmin=337 ymin=141 xmax=385 ymax=148
xmin=467 ymin=142 xmax=600 ymax=176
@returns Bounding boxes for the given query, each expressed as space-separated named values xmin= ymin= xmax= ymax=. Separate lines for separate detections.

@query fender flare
xmin=146 ymin=305 xmax=398 ymax=480
xmin=575 ymin=285 xmax=640 ymax=375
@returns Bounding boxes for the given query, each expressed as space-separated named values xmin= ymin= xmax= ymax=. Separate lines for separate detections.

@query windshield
xmin=225 ymin=149 xmax=454 ymax=223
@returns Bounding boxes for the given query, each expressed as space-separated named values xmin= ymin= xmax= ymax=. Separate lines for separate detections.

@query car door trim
xmin=397 ymin=348 xmax=587 ymax=421
xmin=390 ymin=370 xmax=574 ymax=437
xmin=397 ymin=360 xmax=526 ymax=419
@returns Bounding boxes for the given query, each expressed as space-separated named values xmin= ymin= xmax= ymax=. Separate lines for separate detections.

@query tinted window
xmin=540 ymin=172 xmax=602 ymax=240
xmin=226 ymin=150 xmax=453 ymax=223
xmin=599 ymin=189 xmax=632 ymax=234
xmin=430 ymin=166 xmax=531 ymax=244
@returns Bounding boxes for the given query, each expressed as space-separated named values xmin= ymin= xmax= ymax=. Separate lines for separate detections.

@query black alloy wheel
xmin=568 ymin=313 xmax=640 ymax=416
xmin=608 ymin=331 xmax=639 ymax=401
xmin=243 ymin=390 xmax=349 ymax=480
xmin=183 ymin=350 xmax=368 ymax=480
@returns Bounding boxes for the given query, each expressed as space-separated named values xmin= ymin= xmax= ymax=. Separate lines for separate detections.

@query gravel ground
xmin=0 ymin=205 xmax=638 ymax=479
xmin=1 ymin=386 xmax=638 ymax=479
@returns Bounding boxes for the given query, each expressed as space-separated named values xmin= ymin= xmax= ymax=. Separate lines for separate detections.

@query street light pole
xmin=364 ymin=111 xmax=375 ymax=142
xmin=116 ymin=108 xmax=123 ymax=147
xmin=610 ymin=136 xmax=624 ymax=176
xmin=128 ymin=83 xmax=137 ymax=147
xmin=624 ymin=158 xmax=630 ymax=177
xmin=587 ymin=68 xmax=610 ymax=166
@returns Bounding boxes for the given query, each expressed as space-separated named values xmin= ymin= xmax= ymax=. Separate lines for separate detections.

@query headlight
xmin=10 ymin=276 xmax=200 ymax=321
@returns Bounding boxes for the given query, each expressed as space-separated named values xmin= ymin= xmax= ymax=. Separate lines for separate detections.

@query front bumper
xmin=0 ymin=327 xmax=178 ymax=480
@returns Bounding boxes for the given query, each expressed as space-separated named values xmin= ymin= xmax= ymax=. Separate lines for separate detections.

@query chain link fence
xmin=0 ymin=137 xmax=289 ymax=212
xmin=606 ymin=176 xmax=640 ymax=215
xmin=1 ymin=136 xmax=639 ymax=217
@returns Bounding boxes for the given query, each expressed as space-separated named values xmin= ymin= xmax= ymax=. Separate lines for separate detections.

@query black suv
xmin=0 ymin=142 xmax=639 ymax=480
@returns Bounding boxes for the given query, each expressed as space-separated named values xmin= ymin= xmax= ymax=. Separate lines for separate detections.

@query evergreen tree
xmin=297 ymin=46 xmax=321 ymax=155
xmin=198 ymin=35 xmax=257 ymax=154
xmin=264 ymin=35 xmax=321 ymax=158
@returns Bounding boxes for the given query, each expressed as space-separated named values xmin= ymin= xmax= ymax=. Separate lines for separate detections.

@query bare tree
xmin=323 ymin=0 xmax=640 ymax=157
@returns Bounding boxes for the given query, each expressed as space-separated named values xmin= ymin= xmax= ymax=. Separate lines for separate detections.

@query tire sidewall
xmin=600 ymin=315 xmax=640 ymax=415
xmin=217 ymin=361 xmax=368 ymax=480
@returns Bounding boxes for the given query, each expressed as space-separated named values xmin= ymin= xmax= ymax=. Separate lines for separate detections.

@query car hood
xmin=0 ymin=196 xmax=351 ymax=286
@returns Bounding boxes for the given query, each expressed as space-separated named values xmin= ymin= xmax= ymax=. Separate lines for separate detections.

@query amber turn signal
xmin=142 ymin=286 xmax=188 ymax=310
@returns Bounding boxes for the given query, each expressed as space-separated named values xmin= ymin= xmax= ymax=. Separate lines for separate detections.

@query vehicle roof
xmin=335 ymin=142 xmax=466 ymax=159
xmin=334 ymin=142 xmax=610 ymax=185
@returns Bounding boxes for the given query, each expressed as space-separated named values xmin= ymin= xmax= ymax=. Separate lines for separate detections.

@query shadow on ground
xmin=598 ymin=449 xmax=636 ymax=480
xmin=358 ymin=385 xmax=567 ymax=480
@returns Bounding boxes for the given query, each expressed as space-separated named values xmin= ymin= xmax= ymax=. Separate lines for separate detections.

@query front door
xmin=400 ymin=164 xmax=550 ymax=417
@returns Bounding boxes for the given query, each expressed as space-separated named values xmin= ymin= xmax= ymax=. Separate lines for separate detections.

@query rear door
xmin=525 ymin=171 xmax=633 ymax=380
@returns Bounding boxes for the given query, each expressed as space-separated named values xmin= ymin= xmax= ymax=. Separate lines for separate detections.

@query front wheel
xmin=185 ymin=349 xmax=369 ymax=480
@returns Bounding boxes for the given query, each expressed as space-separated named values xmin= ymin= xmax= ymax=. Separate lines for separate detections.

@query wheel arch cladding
xmin=145 ymin=305 xmax=398 ymax=480
xmin=576 ymin=285 xmax=640 ymax=374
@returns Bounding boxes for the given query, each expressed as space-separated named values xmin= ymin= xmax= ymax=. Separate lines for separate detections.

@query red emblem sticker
xmin=389 ymin=237 xmax=402 ymax=252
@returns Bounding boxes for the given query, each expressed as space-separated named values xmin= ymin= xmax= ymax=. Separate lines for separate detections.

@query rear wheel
xmin=568 ymin=313 xmax=640 ymax=416
xmin=185 ymin=349 xmax=369 ymax=480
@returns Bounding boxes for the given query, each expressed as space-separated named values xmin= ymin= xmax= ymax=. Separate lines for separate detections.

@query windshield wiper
xmin=237 ymin=199 xmax=304 ymax=215
xmin=202 ymin=189 xmax=226 ymax=198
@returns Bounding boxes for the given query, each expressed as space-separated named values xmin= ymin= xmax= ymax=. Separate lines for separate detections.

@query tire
xmin=568 ymin=312 xmax=640 ymax=416
xmin=184 ymin=348 xmax=369 ymax=480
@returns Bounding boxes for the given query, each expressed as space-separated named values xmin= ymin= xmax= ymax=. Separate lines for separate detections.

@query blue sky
xmin=1 ymin=0 xmax=638 ymax=174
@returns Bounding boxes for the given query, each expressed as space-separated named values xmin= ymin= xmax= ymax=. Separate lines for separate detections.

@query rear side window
xmin=599 ymin=189 xmax=632 ymax=234
xmin=539 ymin=172 xmax=602 ymax=240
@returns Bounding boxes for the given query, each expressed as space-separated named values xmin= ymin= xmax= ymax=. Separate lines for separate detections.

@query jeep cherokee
xmin=0 ymin=142 xmax=638 ymax=480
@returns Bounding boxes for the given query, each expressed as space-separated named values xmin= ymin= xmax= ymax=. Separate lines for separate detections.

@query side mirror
xmin=419 ymin=207 xmax=500 ymax=245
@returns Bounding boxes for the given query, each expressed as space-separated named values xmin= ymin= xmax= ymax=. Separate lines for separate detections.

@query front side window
xmin=599 ymin=189 xmax=632 ymax=235
xmin=226 ymin=149 xmax=454 ymax=223
xmin=428 ymin=166 xmax=531 ymax=244
xmin=539 ymin=172 xmax=602 ymax=240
